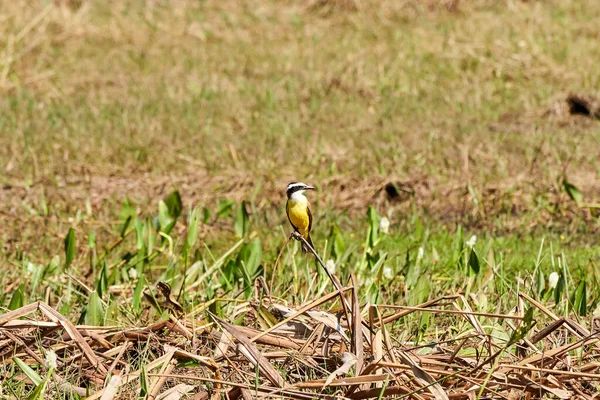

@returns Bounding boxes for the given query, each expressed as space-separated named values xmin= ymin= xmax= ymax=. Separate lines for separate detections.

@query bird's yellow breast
xmin=287 ymin=199 xmax=310 ymax=235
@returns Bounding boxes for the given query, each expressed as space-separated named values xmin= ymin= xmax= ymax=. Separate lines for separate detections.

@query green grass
xmin=2 ymin=192 xmax=599 ymax=396
xmin=1 ymin=0 xmax=600 ymax=397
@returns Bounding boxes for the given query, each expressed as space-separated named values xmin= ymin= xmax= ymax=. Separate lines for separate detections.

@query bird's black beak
xmin=305 ymin=185 xmax=316 ymax=191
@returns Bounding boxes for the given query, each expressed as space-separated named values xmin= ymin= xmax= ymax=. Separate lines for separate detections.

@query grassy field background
xmin=1 ymin=0 xmax=600 ymax=398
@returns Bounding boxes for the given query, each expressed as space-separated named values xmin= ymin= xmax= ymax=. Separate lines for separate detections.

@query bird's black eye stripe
xmin=286 ymin=183 xmax=306 ymax=196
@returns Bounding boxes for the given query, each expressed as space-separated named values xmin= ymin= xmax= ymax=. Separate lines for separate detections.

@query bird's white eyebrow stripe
xmin=287 ymin=182 xmax=307 ymax=190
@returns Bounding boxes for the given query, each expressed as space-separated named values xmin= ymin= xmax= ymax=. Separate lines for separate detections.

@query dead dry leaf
xmin=305 ymin=310 xmax=349 ymax=342
xmin=99 ymin=374 xmax=121 ymax=400
xmin=397 ymin=351 xmax=449 ymax=400
xmin=521 ymin=376 xmax=572 ymax=399
xmin=155 ymin=384 xmax=197 ymax=400
xmin=214 ymin=329 xmax=234 ymax=360
xmin=324 ymin=352 xmax=358 ymax=387
xmin=212 ymin=314 xmax=285 ymax=388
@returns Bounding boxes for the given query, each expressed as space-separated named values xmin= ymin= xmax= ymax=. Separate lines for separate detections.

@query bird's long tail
xmin=301 ymin=233 xmax=314 ymax=254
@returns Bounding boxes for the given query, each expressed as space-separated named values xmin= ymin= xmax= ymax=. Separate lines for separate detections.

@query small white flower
xmin=379 ymin=217 xmax=390 ymax=234
xmin=383 ymin=266 xmax=393 ymax=280
xmin=326 ymin=260 xmax=336 ymax=274
xmin=45 ymin=350 xmax=58 ymax=369
xmin=417 ymin=247 xmax=424 ymax=261
xmin=516 ymin=276 xmax=525 ymax=287
xmin=128 ymin=268 xmax=138 ymax=280
xmin=432 ymin=248 xmax=440 ymax=264
xmin=27 ymin=262 xmax=36 ymax=274
xmin=548 ymin=272 xmax=559 ymax=289
xmin=466 ymin=235 xmax=477 ymax=248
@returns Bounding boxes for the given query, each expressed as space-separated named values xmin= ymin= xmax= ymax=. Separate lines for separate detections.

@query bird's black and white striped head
xmin=286 ymin=182 xmax=315 ymax=199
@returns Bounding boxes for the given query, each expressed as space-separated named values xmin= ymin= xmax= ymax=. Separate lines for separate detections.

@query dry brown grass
xmin=2 ymin=0 xmax=599 ymax=200
xmin=2 ymin=289 xmax=600 ymax=399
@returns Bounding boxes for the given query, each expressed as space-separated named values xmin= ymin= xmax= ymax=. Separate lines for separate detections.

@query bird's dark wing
xmin=307 ymin=201 xmax=313 ymax=234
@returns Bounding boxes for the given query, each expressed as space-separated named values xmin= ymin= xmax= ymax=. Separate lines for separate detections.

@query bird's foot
xmin=291 ymin=231 xmax=303 ymax=241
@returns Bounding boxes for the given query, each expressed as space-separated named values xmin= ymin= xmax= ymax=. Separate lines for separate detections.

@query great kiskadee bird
xmin=286 ymin=182 xmax=315 ymax=253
